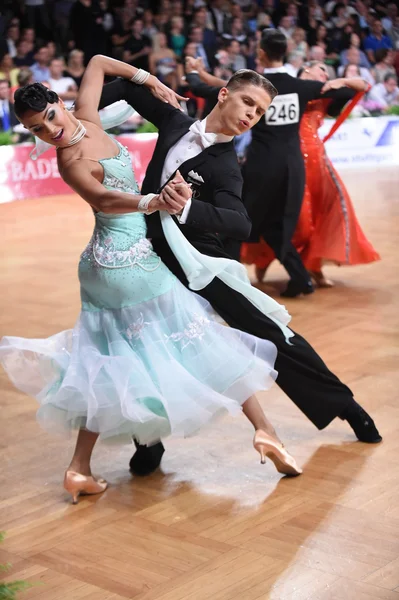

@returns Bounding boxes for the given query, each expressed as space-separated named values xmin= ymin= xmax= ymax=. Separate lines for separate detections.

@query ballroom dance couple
xmin=0 ymin=53 xmax=381 ymax=504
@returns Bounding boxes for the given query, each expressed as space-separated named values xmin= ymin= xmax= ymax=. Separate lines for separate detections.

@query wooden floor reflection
xmin=1 ymin=167 xmax=398 ymax=599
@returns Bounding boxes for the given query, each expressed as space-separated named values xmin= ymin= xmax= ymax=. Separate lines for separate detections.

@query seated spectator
xmin=225 ymin=39 xmax=247 ymax=71
xmin=48 ymin=57 xmax=78 ymax=108
xmin=142 ymin=9 xmax=158 ymax=39
xmin=30 ymin=45 xmax=51 ymax=83
xmin=222 ymin=16 xmax=248 ymax=44
xmin=368 ymin=73 xmax=399 ymax=109
xmin=213 ymin=49 xmax=234 ymax=80
xmin=0 ymin=54 xmax=19 ymax=88
xmin=13 ymin=40 xmax=35 ymax=68
xmin=169 ymin=16 xmax=186 ymax=58
xmin=192 ymin=7 xmax=217 ymax=52
xmin=285 ymin=51 xmax=305 ymax=77
xmin=340 ymin=33 xmax=371 ymax=69
xmin=371 ymin=48 xmax=397 ymax=84
xmin=0 ymin=79 xmax=18 ymax=131
xmin=292 ymin=27 xmax=308 ymax=59
xmin=337 ymin=47 xmax=375 ymax=85
xmin=391 ymin=15 xmax=399 ymax=50
xmin=364 ymin=18 xmax=393 ymax=64
xmin=207 ymin=0 xmax=227 ymax=36
xmin=278 ymin=15 xmax=295 ymax=40
xmin=149 ymin=32 xmax=179 ymax=91
xmin=47 ymin=41 xmax=58 ymax=62
xmin=65 ymin=49 xmax=85 ymax=88
xmin=308 ymin=23 xmax=331 ymax=54
xmin=0 ymin=24 xmax=19 ymax=59
xmin=381 ymin=2 xmax=397 ymax=35
xmin=309 ymin=46 xmax=336 ymax=79
xmin=123 ymin=17 xmax=152 ymax=71
xmin=188 ymin=26 xmax=213 ymax=71
xmin=342 ymin=63 xmax=361 ymax=77
xmin=11 ymin=67 xmax=34 ymax=99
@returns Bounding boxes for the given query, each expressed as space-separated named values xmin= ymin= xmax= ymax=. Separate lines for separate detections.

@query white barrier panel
xmin=319 ymin=116 xmax=399 ymax=169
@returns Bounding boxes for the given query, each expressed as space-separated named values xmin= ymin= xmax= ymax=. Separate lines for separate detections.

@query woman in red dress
xmin=241 ymin=62 xmax=380 ymax=288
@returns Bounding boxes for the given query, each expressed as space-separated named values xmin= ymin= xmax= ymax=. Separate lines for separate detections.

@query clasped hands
xmin=151 ymin=171 xmax=192 ymax=215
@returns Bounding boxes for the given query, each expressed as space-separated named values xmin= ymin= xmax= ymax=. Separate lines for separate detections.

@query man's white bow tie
xmin=188 ymin=120 xmax=217 ymax=149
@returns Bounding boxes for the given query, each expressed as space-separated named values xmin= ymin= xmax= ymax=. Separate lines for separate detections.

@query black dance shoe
xmin=129 ymin=441 xmax=165 ymax=476
xmin=341 ymin=401 xmax=382 ymax=443
xmin=280 ymin=280 xmax=314 ymax=298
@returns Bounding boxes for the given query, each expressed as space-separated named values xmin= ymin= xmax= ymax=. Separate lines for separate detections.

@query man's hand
xmin=160 ymin=170 xmax=192 ymax=215
xmin=146 ymin=74 xmax=188 ymax=110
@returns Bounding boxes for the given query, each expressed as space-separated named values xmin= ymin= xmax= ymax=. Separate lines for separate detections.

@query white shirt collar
xmin=263 ymin=66 xmax=288 ymax=74
xmin=189 ymin=117 xmax=234 ymax=148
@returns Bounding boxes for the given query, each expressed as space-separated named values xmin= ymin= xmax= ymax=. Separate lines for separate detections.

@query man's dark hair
xmin=260 ymin=29 xmax=287 ymax=61
xmin=14 ymin=83 xmax=59 ymax=119
xmin=226 ymin=69 xmax=278 ymax=101
xmin=384 ymin=72 xmax=397 ymax=83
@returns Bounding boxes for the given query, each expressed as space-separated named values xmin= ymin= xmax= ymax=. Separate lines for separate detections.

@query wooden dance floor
xmin=1 ymin=166 xmax=398 ymax=600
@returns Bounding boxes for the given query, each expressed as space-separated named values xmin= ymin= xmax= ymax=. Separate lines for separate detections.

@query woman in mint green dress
xmin=0 ymin=55 xmax=301 ymax=503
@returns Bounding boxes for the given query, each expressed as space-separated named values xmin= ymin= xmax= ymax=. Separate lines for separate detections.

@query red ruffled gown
xmin=241 ymin=98 xmax=380 ymax=272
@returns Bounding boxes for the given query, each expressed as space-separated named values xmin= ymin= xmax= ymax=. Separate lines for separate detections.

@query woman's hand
xmin=146 ymin=74 xmax=187 ymax=109
xmin=321 ymin=78 xmax=347 ymax=93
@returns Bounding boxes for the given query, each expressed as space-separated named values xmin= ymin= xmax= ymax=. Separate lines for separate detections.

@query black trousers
xmin=152 ymin=238 xmax=353 ymax=430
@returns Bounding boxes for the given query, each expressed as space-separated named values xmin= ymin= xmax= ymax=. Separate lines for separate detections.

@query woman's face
xmin=317 ymin=25 xmax=327 ymax=38
xmin=350 ymin=33 xmax=360 ymax=47
xmin=19 ymin=101 xmax=75 ymax=147
xmin=157 ymin=33 xmax=167 ymax=48
xmin=306 ymin=62 xmax=329 ymax=83
xmin=1 ymin=54 xmax=13 ymax=70
xmin=71 ymin=51 xmax=84 ymax=67
xmin=345 ymin=64 xmax=360 ymax=77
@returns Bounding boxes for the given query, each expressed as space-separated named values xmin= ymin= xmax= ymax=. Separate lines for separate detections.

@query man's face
xmin=132 ymin=19 xmax=143 ymax=35
xmin=229 ymin=40 xmax=240 ymax=55
xmin=17 ymin=40 xmax=30 ymax=56
xmin=385 ymin=77 xmax=397 ymax=94
xmin=36 ymin=47 xmax=50 ymax=64
xmin=347 ymin=48 xmax=360 ymax=64
xmin=194 ymin=8 xmax=207 ymax=27
xmin=50 ymin=59 xmax=65 ymax=78
xmin=190 ymin=27 xmax=203 ymax=44
xmin=218 ymin=84 xmax=272 ymax=136
xmin=0 ymin=82 xmax=10 ymax=101
xmin=8 ymin=25 xmax=20 ymax=41
xmin=373 ymin=20 xmax=383 ymax=35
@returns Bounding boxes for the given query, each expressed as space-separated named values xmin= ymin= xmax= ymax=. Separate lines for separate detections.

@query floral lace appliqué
xmin=165 ymin=315 xmax=210 ymax=349
xmin=126 ymin=313 xmax=150 ymax=341
xmin=82 ymin=233 xmax=161 ymax=271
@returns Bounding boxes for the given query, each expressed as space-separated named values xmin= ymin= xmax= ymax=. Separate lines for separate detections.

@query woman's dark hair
xmin=260 ymin=29 xmax=287 ymax=61
xmin=375 ymin=48 xmax=389 ymax=63
xmin=14 ymin=82 xmax=59 ymax=119
xmin=342 ymin=63 xmax=360 ymax=77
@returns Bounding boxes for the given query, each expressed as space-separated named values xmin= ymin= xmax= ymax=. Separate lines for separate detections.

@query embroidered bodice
xmin=80 ymin=140 xmax=160 ymax=272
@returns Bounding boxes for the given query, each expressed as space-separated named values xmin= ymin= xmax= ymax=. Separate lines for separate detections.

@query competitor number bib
xmin=265 ymin=93 xmax=300 ymax=126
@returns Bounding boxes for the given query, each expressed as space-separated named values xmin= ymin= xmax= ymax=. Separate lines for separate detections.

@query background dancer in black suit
xmin=185 ymin=30 xmax=370 ymax=298
xmin=99 ymin=68 xmax=381 ymax=476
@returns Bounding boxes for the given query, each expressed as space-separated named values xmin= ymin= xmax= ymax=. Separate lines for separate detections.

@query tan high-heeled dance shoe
xmin=64 ymin=471 xmax=108 ymax=504
xmin=309 ymin=270 xmax=334 ymax=288
xmin=253 ymin=430 xmax=302 ymax=477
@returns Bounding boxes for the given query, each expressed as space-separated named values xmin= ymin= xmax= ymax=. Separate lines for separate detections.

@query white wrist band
xmin=131 ymin=69 xmax=150 ymax=85
xmin=138 ymin=193 xmax=157 ymax=214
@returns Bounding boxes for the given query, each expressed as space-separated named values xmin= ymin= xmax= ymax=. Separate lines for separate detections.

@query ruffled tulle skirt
xmin=0 ymin=281 xmax=277 ymax=446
